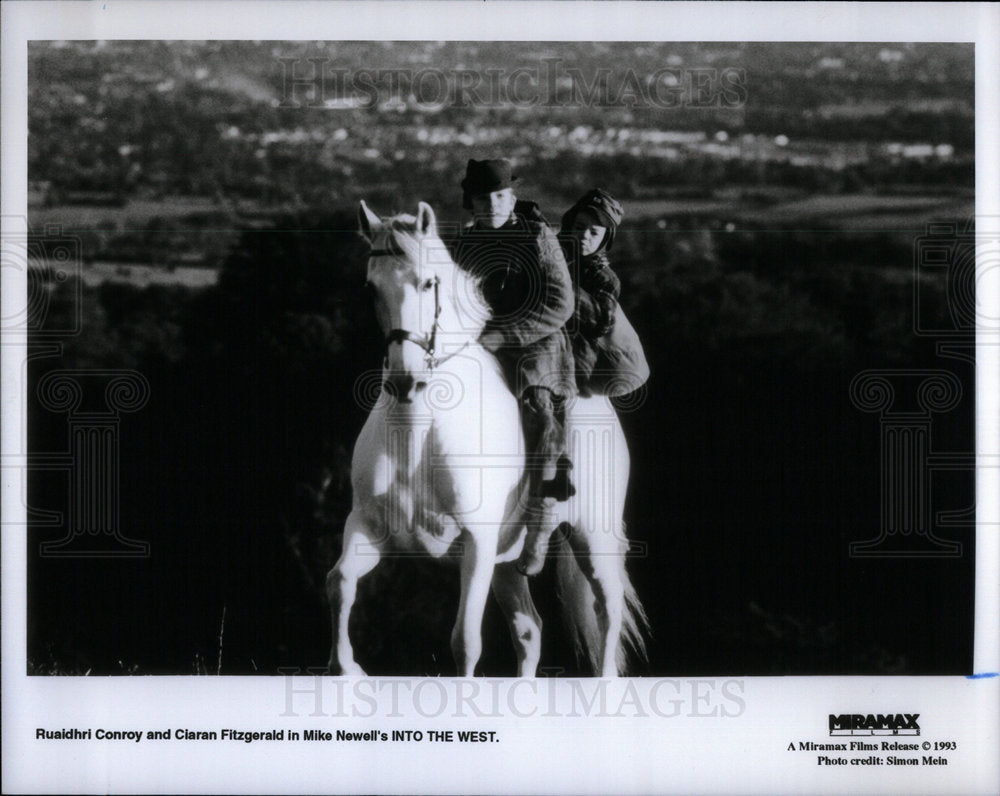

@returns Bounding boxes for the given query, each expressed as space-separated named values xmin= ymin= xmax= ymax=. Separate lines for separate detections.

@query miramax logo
xmin=829 ymin=713 xmax=920 ymax=736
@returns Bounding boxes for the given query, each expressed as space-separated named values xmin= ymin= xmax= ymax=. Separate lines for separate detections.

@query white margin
xmin=2 ymin=2 xmax=998 ymax=794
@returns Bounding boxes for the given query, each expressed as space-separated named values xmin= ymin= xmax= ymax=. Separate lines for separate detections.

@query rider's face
xmin=572 ymin=211 xmax=607 ymax=257
xmin=470 ymin=188 xmax=516 ymax=229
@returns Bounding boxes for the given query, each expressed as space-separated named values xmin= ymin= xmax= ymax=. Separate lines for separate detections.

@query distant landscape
xmin=28 ymin=41 xmax=972 ymax=269
xmin=26 ymin=41 xmax=976 ymax=676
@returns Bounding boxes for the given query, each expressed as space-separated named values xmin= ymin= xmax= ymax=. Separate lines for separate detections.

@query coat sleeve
xmin=576 ymin=260 xmax=621 ymax=339
xmin=483 ymin=224 xmax=574 ymax=349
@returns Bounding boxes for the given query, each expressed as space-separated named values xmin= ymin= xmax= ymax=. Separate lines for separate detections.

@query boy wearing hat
xmin=454 ymin=158 xmax=576 ymax=577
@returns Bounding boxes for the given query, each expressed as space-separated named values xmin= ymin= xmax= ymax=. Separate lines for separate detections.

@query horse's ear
xmin=416 ymin=202 xmax=436 ymax=237
xmin=358 ymin=200 xmax=381 ymax=242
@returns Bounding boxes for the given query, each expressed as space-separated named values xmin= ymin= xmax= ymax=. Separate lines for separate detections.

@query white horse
xmin=326 ymin=201 xmax=647 ymax=677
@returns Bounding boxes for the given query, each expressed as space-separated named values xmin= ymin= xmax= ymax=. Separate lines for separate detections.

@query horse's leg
xmin=326 ymin=510 xmax=381 ymax=676
xmin=451 ymin=528 xmax=498 ymax=677
xmin=490 ymin=562 xmax=542 ymax=677
xmin=568 ymin=532 xmax=625 ymax=677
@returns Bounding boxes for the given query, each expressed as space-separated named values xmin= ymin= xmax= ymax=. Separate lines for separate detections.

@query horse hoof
xmin=329 ymin=662 xmax=367 ymax=677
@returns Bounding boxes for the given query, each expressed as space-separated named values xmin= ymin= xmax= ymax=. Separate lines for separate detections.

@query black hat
xmin=561 ymin=188 xmax=624 ymax=251
xmin=461 ymin=159 xmax=519 ymax=208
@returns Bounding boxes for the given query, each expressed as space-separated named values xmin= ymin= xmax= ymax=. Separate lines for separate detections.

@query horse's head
xmin=359 ymin=200 xmax=487 ymax=404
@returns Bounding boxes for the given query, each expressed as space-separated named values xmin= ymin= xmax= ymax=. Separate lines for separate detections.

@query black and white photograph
xmin=16 ymin=37 xmax=983 ymax=675
xmin=3 ymin=2 xmax=998 ymax=794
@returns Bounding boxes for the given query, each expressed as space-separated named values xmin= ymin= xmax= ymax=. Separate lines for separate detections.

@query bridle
xmin=370 ymin=245 xmax=467 ymax=371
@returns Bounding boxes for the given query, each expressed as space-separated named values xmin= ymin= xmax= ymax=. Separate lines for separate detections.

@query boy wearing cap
xmin=561 ymin=189 xmax=646 ymax=397
xmin=453 ymin=158 xmax=576 ymax=577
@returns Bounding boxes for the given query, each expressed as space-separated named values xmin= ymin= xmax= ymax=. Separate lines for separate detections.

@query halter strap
xmin=370 ymin=240 xmax=473 ymax=370
xmin=385 ymin=327 xmax=431 ymax=352
xmin=383 ymin=276 xmax=445 ymax=368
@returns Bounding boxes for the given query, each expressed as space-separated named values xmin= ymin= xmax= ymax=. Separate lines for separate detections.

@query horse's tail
xmin=617 ymin=564 xmax=650 ymax=675
xmin=554 ymin=528 xmax=649 ymax=676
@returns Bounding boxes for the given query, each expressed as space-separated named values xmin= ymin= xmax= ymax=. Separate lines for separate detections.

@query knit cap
xmin=561 ymin=188 xmax=624 ymax=251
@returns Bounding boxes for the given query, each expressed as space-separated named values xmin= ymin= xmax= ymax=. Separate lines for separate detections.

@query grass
xmin=29 ymin=605 xmax=233 ymax=676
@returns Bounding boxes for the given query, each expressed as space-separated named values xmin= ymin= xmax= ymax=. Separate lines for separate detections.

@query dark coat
xmin=562 ymin=240 xmax=647 ymax=395
xmin=564 ymin=244 xmax=621 ymax=388
xmin=453 ymin=201 xmax=576 ymax=397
